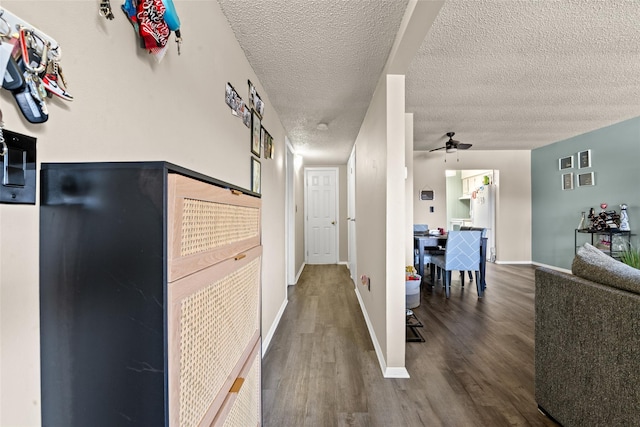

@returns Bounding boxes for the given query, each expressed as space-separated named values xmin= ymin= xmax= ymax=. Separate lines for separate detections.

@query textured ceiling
xmin=217 ymin=0 xmax=409 ymax=164
xmin=218 ymin=0 xmax=640 ymax=163
xmin=408 ymin=0 xmax=640 ymax=152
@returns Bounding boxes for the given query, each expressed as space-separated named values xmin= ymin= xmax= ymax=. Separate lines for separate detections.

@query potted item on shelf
xmin=619 ymin=247 xmax=640 ymax=269
xmin=405 ymin=266 xmax=421 ymax=309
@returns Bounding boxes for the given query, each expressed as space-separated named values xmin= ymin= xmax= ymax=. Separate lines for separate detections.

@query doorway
xmin=347 ymin=148 xmax=357 ymax=284
xmin=445 ymin=169 xmax=498 ymax=262
xmin=285 ymin=139 xmax=296 ymax=284
xmin=305 ymin=167 xmax=339 ymax=264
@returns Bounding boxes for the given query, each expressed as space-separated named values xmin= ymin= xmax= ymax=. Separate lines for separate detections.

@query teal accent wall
xmin=532 ymin=117 xmax=640 ymax=269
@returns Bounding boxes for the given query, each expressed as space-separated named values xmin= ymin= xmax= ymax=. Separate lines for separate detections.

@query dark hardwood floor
xmin=262 ymin=263 xmax=558 ymax=426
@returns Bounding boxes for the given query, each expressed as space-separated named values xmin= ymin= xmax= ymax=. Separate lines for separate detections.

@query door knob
xmin=331 ymin=221 xmax=336 ymax=225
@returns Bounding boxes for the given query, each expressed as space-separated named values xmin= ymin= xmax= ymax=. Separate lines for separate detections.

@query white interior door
xmin=305 ymin=168 xmax=338 ymax=264
xmin=347 ymin=149 xmax=357 ymax=284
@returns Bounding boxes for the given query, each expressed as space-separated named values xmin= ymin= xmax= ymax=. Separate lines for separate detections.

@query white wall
xmin=0 ymin=2 xmax=287 ymax=425
xmin=413 ymin=150 xmax=532 ymax=262
xmin=354 ymin=75 xmax=407 ymax=377
xmin=355 ymin=76 xmax=390 ymax=369
xmin=405 ymin=114 xmax=414 ymax=266
xmin=294 ymin=156 xmax=306 ymax=281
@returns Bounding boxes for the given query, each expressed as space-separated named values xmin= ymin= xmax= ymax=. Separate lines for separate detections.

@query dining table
xmin=414 ymin=233 xmax=487 ymax=290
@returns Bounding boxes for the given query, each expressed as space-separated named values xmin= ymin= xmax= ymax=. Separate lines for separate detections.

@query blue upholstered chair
xmin=459 ymin=226 xmax=488 ymax=289
xmin=413 ymin=224 xmax=429 ymax=236
xmin=413 ymin=224 xmax=428 ymax=272
xmin=430 ymin=230 xmax=483 ymax=298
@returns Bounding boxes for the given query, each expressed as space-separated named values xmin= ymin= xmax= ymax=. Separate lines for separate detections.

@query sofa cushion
xmin=572 ymin=243 xmax=640 ymax=295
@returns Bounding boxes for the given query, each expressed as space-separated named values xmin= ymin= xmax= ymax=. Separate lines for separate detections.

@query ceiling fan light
xmin=446 ymin=147 xmax=457 ymax=153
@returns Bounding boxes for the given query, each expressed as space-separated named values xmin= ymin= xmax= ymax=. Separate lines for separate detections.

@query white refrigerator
xmin=470 ymin=184 xmax=496 ymax=262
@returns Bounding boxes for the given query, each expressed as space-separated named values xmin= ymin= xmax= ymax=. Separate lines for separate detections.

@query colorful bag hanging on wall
xmin=0 ymin=8 xmax=72 ymax=124
xmin=119 ymin=0 xmax=182 ymax=61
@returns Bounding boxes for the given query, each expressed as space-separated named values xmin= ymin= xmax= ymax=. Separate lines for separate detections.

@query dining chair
xmin=413 ymin=224 xmax=429 ymax=235
xmin=459 ymin=226 xmax=487 ymax=288
xmin=430 ymin=230 xmax=483 ymax=298
xmin=413 ymin=224 xmax=428 ymax=273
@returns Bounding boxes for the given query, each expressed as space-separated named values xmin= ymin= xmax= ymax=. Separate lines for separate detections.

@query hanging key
xmin=175 ymin=29 xmax=182 ymax=55
xmin=99 ymin=0 xmax=115 ymax=20
xmin=25 ymin=73 xmax=48 ymax=115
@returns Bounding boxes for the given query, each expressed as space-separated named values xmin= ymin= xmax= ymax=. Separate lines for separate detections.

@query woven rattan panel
xmin=223 ymin=352 xmax=261 ymax=427
xmin=180 ymin=199 xmax=259 ymax=257
xmin=178 ymin=257 xmax=261 ymax=427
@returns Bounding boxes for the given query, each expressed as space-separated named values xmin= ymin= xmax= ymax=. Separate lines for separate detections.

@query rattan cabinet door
xmin=211 ymin=340 xmax=261 ymax=427
xmin=167 ymin=245 xmax=262 ymax=427
xmin=167 ymin=173 xmax=261 ymax=282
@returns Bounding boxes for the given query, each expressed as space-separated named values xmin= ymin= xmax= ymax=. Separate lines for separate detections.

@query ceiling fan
xmin=429 ymin=132 xmax=472 ymax=153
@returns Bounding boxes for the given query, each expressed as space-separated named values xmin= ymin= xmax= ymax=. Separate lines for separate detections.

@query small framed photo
xmin=251 ymin=110 xmax=261 ymax=157
xmin=267 ymin=132 xmax=274 ymax=159
xmin=559 ymin=155 xmax=574 ymax=170
xmin=578 ymin=149 xmax=591 ymax=169
xmin=248 ymin=80 xmax=265 ymax=119
xmin=225 ymin=82 xmax=238 ymax=111
xmin=241 ymin=104 xmax=251 ymax=128
xmin=261 ymin=127 xmax=274 ymax=159
xmin=251 ymin=157 xmax=261 ymax=194
xmin=577 ymin=172 xmax=595 ymax=187
xmin=562 ymin=173 xmax=574 ymax=190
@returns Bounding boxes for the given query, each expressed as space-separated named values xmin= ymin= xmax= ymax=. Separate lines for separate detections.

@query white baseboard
xmin=531 ymin=261 xmax=572 ymax=274
xmin=291 ymin=262 xmax=306 ymax=285
xmin=384 ymin=367 xmax=410 ymax=378
xmin=494 ymin=260 xmax=532 ymax=265
xmin=338 ymin=261 xmax=349 ymax=266
xmin=262 ymin=298 xmax=288 ymax=357
xmin=353 ymin=287 xmax=410 ymax=379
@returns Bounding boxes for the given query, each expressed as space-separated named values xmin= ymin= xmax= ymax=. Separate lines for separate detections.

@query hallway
xmin=262 ymin=263 xmax=557 ymax=426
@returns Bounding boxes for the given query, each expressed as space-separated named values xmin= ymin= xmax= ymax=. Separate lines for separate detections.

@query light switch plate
xmin=0 ymin=129 xmax=36 ymax=204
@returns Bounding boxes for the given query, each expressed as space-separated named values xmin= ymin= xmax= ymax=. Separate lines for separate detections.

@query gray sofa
xmin=535 ymin=243 xmax=640 ymax=426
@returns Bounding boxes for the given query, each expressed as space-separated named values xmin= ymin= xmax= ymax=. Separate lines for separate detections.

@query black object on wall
xmin=0 ymin=129 xmax=36 ymax=204
xmin=420 ymin=190 xmax=434 ymax=200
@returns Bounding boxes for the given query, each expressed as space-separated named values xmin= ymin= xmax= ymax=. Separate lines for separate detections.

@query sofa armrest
xmin=535 ymin=267 xmax=640 ymax=427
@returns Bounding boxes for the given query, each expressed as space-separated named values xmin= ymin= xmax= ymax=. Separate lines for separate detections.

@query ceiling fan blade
xmin=429 ymin=146 xmax=446 ymax=152
xmin=457 ymin=143 xmax=472 ymax=150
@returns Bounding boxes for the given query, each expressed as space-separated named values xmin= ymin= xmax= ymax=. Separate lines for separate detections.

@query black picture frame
xmin=267 ymin=131 xmax=274 ymax=159
xmin=251 ymin=157 xmax=261 ymax=194
xmin=261 ymin=126 xmax=274 ymax=159
xmin=251 ymin=110 xmax=261 ymax=157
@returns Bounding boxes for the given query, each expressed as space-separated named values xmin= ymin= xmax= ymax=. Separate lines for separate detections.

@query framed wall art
xmin=559 ymin=155 xmax=574 ymax=170
xmin=248 ymin=80 xmax=265 ymax=118
xmin=267 ymin=132 xmax=274 ymax=159
xmin=261 ymin=126 xmax=274 ymax=159
xmin=251 ymin=157 xmax=261 ymax=194
xmin=578 ymin=149 xmax=591 ymax=169
xmin=577 ymin=171 xmax=595 ymax=187
xmin=251 ymin=110 xmax=261 ymax=157
xmin=225 ymin=82 xmax=251 ymax=128
xmin=562 ymin=173 xmax=574 ymax=190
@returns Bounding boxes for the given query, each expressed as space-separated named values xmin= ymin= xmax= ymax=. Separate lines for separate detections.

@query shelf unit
xmin=40 ymin=162 xmax=262 ymax=427
xmin=575 ymin=229 xmax=631 ymax=259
